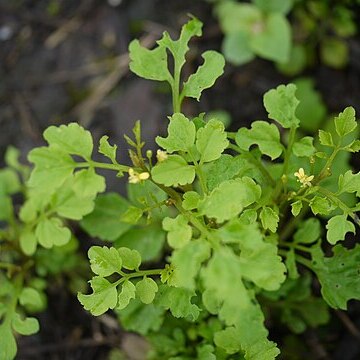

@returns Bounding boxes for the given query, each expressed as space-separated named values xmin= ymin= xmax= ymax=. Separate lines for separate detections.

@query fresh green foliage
xmin=1 ymin=17 xmax=359 ymax=360
xmin=210 ymin=0 xmax=358 ymax=72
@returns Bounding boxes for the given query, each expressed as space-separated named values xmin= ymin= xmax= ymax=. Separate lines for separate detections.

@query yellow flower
xmin=294 ymin=168 xmax=314 ymax=187
xmin=128 ymin=168 xmax=150 ymax=184
xmin=156 ymin=149 xmax=168 ymax=162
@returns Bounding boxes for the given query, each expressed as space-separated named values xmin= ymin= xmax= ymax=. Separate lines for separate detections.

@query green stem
xmin=76 ymin=161 xmax=129 ymax=173
xmin=279 ymin=203 xmax=309 ymax=242
xmin=278 ymin=249 xmax=313 ymax=270
xmin=172 ymin=59 xmax=181 ymax=113
xmin=0 ymin=262 xmax=21 ymax=272
xmin=114 ymin=268 xmax=164 ymax=286
xmin=315 ymin=145 xmax=340 ymax=184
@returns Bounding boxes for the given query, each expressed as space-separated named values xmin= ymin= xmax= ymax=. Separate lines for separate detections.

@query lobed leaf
xmin=196 ymin=119 xmax=229 ymax=163
xmin=326 ymin=215 xmax=355 ymax=245
xmin=182 ymin=51 xmax=225 ymax=101
xmin=235 ymin=121 xmax=283 ymax=160
xmin=162 ymin=215 xmax=192 ymax=249
xmin=88 ymin=246 xmax=122 ymax=277
xmin=136 ymin=277 xmax=158 ymax=304
xmin=263 ymin=83 xmax=300 ymax=128
xmin=43 ymin=123 xmax=93 ymax=159
xmin=156 ymin=113 xmax=196 ymax=153
xmin=334 ymin=107 xmax=357 ymax=137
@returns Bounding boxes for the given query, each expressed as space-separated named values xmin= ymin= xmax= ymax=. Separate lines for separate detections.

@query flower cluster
xmin=294 ymin=168 xmax=314 ymax=187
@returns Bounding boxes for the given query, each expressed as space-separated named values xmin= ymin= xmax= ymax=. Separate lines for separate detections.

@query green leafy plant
xmin=0 ymin=148 xmax=88 ymax=360
xmin=210 ymin=0 xmax=358 ymax=73
xmin=1 ymin=17 xmax=360 ymax=360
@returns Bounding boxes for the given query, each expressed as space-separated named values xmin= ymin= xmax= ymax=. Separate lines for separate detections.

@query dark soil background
xmin=1 ymin=0 xmax=360 ymax=359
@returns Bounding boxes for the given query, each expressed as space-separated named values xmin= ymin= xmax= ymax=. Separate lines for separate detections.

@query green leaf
xmin=53 ymin=186 xmax=94 ymax=220
xmin=162 ymin=215 xmax=192 ymax=249
xmin=343 ymin=139 xmax=360 ymax=153
xmin=0 ymin=168 xmax=20 ymax=194
xmin=35 ymin=217 xmax=71 ymax=248
xmin=294 ymin=218 xmax=321 ymax=244
xmin=115 ymin=226 xmax=165 ymax=262
xmin=199 ymin=178 xmax=261 ymax=222
xmin=88 ymin=246 xmax=122 ymax=276
xmin=338 ymin=170 xmax=360 ymax=196
xmin=309 ymin=195 xmax=332 ymax=215
xmin=157 ymin=17 xmax=202 ymax=69
xmin=259 ymin=207 xmax=279 ymax=233
xmin=19 ymin=287 xmax=43 ymax=310
xmin=321 ymin=37 xmax=348 ymax=69
xmin=156 ymin=113 xmax=196 ymax=153
xmin=294 ymin=78 xmax=326 ymax=132
xmin=319 ymin=130 xmax=334 ymax=147
xmin=326 ymin=215 xmax=355 ymax=245
xmin=204 ymin=155 xmax=256 ymax=192
xmin=235 ymin=121 xmax=283 ymax=160
xmin=73 ymin=169 xmax=106 ymax=198
xmin=0 ymin=323 xmax=17 ymax=360
xmin=28 ymin=147 xmax=75 ymax=192
xmin=80 ymin=193 xmax=132 ymax=241
xmin=12 ymin=313 xmax=39 ymax=336
xmin=293 ymin=136 xmax=315 ymax=157
xmin=222 ymin=32 xmax=255 ymax=65
xmin=118 ymin=247 xmax=141 ymax=270
xmin=136 ymin=277 xmax=158 ymax=304
xmin=169 ymin=239 xmax=211 ymax=290
xmin=182 ymin=191 xmax=201 ymax=210
xmin=19 ymin=229 xmax=37 ymax=256
xmin=128 ymin=39 xmax=171 ymax=82
xmin=196 ymin=119 xmax=229 ymax=163
xmin=334 ymin=107 xmax=357 ymax=137
xmin=263 ymin=83 xmax=300 ymax=128
xmin=312 ymin=244 xmax=360 ymax=309
xmin=214 ymin=327 xmax=241 ymax=354
xmin=250 ymin=14 xmax=291 ymax=63
xmin=291 ymin=200 xmax=302 ymax=216
xmin=119 ymin=206 xmax=143 ymax=224
xmin=182 ymin=51 xmax=225 ymax=101
xmin=156 ymin=285 xmax=200 ymax=320
xmin=78 ymin=277 xmax=118 ymax=316
xmin=99 ymin=135 xmax=118 ymax=164
xmin=43 ymin=122 xmax=93 ymax=159
xmin=117 ymin=280 xmax=136 ymax=310
xmin=151 ymin=155 xmax=195 ymax=187
xmin=253 ymin=0 xmax=293 ymax=14
xmin=116 ymin=299 xmax=164 ymax=335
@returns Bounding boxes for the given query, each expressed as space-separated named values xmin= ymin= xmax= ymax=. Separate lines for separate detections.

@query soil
xmin=1 ymin=0 xmax=359 ymax=359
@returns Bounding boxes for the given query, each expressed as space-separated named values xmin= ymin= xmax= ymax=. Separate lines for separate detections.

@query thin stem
xmin=315 ymin=145 xmax=340 ymax=183
xmin=0 ymin=262 xmax=21 ymax=272
xmin=114 ymin=268 xmax=164 ymax=287
xmin=76 ymin=161 xmax=129 ymax=173
xmin=172 ymin=58 xmax=181 ymax=113
xmin=278 ymin=249 xmax=313 ymax=270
